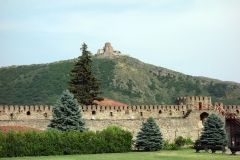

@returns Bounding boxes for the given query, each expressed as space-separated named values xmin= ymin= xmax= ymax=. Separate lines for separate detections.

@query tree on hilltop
xmin=135 ymin=117 xmax=164 ymax=151
xmin=199 ymin=113 xmax=227 ymax=147
xmin=48 ymin=89 xmax=87 ymax=132
xmin=68 ymin=43 xmax=103 ymax=105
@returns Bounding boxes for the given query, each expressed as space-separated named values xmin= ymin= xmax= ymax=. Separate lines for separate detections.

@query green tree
xmin=48 ymin=89 xmax=87 ymax=132
xmin=199 ymin=113 xmax=227 ymax=147
xmin=135 ymin=117 xmax=164 ymax=151
xmin=68 ymin=43 xmax=103 ymax=105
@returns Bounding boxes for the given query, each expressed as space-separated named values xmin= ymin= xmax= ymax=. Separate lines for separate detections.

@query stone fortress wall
xmin=95 ymin=42 xmax=130 ymax=59
xmin=0 ymin=96 xmax=240 ymax=141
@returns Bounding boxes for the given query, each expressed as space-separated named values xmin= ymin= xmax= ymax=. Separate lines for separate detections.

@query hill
xmin=0 ymin=56 xmax=240 ymax=105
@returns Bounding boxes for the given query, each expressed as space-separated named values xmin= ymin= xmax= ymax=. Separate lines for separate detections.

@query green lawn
xmin=0 ymin=149 xmax=239 ymax=160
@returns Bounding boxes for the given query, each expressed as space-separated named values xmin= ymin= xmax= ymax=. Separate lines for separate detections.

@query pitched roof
xmin=0 ymin=126 xmax=41 ymax=133
xmin=94 ymin=98 xmax=128 ymax=106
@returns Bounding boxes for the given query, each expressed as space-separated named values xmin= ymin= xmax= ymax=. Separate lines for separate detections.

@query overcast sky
xmin=1 ymin=0 xmax=240 ymax=83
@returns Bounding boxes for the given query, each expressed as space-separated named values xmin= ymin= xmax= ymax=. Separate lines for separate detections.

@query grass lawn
xmin=0 ymin=148 xmax=239 ymax=160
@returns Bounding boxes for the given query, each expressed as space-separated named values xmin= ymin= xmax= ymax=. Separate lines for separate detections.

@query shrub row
xmin=0 ymin=126 xmax=133 ymax=158
xmin=163 ymin=136 xmax=194 ymax=150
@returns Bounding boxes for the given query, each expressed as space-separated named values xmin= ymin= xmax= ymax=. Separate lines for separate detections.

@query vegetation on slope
xmin=0 ymin=56 xmax=240 ymax=105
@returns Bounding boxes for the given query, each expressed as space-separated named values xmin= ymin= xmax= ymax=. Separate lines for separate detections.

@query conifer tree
xmin=48 ymin=89 xmax=87 ymax=132
xmin=199 ymin=113 xmax=227 ymax=147
xmin=68 ymin=43 xmax=103 ymax=105
xmin=135 ymin=117 xmax=164 ymax=151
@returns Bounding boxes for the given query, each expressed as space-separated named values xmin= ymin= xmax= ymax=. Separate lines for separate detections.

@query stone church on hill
xmin=94 ymin=42 xmax=130 ymax=59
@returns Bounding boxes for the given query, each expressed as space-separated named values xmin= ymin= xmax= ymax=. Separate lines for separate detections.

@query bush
xmin=162 ymin=137 xmax=194 ymax=150
xmin=162 ymin=140 xmax=180 ymax=150
xmin=0 ymin=126 xmax=132 ymax=158
xmin=174 ymin=136 xmax=185 ymax=147
xmin=163 ymin=140 xmax=171 ymax=150
xmin=101 ymin=126 xmax=133 ymax=153
xmin=169 ymin=143 xmax=180 ymax=150
xmin=185 ymin=138 xmax=194 ymax=145
xmin=0 ymin=131 xmax=6 ymax=157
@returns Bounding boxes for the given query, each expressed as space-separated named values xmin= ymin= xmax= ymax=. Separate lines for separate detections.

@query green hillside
xmin=0 ymin=56 xmax=240 ymax=106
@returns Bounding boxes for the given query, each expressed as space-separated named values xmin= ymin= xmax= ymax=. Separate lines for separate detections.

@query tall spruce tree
xmin=135 ymin=117 xmax=164 ymax=151
xmin=48 ymin=89 xmax=87 ymax=132
xmin=199 ymin=113 xmax=227 ymax=147
xmin=68 ymin=43 xmax=103 ymax=105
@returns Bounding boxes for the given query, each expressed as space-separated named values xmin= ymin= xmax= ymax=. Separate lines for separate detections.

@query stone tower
xmin=103 ymin=42 xmax=114 ymax=53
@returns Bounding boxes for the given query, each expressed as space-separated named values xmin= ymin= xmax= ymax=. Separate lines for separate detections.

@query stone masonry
xmin=95 ymin=42 xmax=130 ymax=59
xmin=0 ymin=96 xmax=240 ymax=142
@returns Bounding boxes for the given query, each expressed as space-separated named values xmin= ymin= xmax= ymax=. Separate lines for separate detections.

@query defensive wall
xmin=0 ymin=96 xmax=240 ymax=142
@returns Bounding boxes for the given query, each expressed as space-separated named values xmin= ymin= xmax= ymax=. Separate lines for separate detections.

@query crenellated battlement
xmin=0 ymin=105 xmax=52 ymax=121
xmin=0 ymin=104 xmax=190 ymax=120
xmin=223 ymin=105 xmax=240 ymax=113
xmin=1 ymin=96 xmax=240 ymax=143
xmin=80 ymin=104 xmax=188 ymax=111
xmin=80 ymin=104 xmax=191 ymax=120
xmin=0 ymin=105 xmax=52 ymax=112
xmin=175 ymin=96 xmax=212 ymax=106
xmin=0 ymin=102 xmax=240 ymax=121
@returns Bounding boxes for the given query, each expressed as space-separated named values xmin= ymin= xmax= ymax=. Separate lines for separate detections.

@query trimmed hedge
xmin=0 ymin=126 xmax=132 ymax=158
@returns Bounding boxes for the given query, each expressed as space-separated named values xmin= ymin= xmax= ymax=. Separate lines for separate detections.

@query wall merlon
xmin=9 ymin=105 xmax=14 ymax=111
xmin=223 ymin=105 xmax=240 ymax=111
xmin=1 ymin=98 xmax=240 ymax=121
xmin=0 ymin=97 xmax=240 ymax=145
xmin=1 ymin=94 xmax=240 ymax=145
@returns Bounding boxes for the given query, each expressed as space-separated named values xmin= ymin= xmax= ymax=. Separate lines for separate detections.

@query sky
xmin=0 ymin=0 xmax=240 ymax=83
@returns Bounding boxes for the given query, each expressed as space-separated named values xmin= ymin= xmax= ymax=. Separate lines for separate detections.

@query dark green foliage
xmin=100 ymin=126 xmax=133 ymax=153
xmin=91 ymin=59 xmax=116 ymax=89
xmin=0 ymin=126 xmax=132 ymax=157
xmin=0 ymin=55 xmax=240 ymax=106
xmin=166 ymin=80 xmax=202 ymax=95
xmin=0 ymin=62 xmax=73 ymax=105
xmin=0 ymin=131 xmax=6 ymax=157
xmin=68 ymin=43 xmax=103 ymax=105
xmin=135 ymin=117 xmax=164 ymax=151
xmin=48 ymin=90 xmax=87 ymax=132
xmin=200 ymin=113 xmax=227 ymax=147
xmin=174 ymin=136 xmax=185 ymax=147
xmin=148 ymin=78 xmax=157 ymax=91
xmin=163 ymin=137 xmax=194 ymax=150
xmin=208 ymin=83 xmax=227 ymax=97
xmin=113 ymin=82 xmax=141 ymax=99
xmin=163 ymin=140 xmax=180 ymax=150
xmin=155 ymin=94 xmax=162 ymax=102
xmin=184 ymin=137 xmax=194 ymax=145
